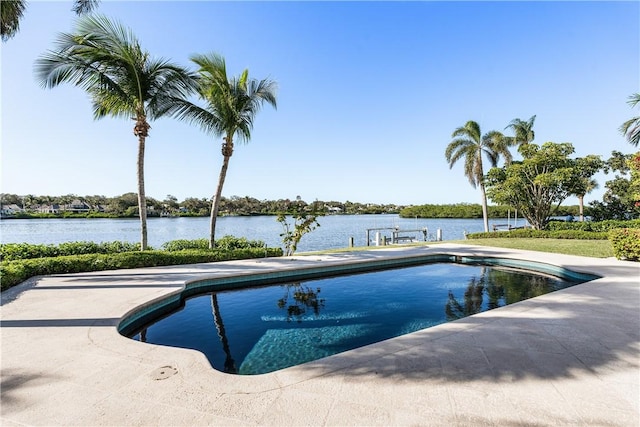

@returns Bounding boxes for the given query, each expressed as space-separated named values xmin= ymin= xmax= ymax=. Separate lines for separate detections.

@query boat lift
xmin=366 ymin=226 xmax=429 ymax=246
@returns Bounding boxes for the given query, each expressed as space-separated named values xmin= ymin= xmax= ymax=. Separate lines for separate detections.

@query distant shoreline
xmin=0 ymin=202 xmax=586 ymax=221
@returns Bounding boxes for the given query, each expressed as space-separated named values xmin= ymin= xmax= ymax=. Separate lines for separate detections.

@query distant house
xmin=326 ymin=206 xmax=343 ymax=214
xmin=0 ymin=204 xmax=23 ymax=217
xmin=64 ymin=200 xmax=91 ymax=213
xmin=37 ymin=204 xmax=61 ymax=214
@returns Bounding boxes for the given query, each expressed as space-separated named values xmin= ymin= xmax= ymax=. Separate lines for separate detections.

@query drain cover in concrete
xmin=150 ymin=366 xmax=178 ymax=380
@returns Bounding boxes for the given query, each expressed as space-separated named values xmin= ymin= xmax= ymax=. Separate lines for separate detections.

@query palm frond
xmin=72 ymin=0 xmax=100 ymax=15
xmin=483 ymin=130 xmax=511 ymax=166
xmin=621 ymin=93 xmax=640 ymax=147
xmin=1 ymin=0 xmax=27 ymax=42
xmin=451 ymin=120 xmax=481 ymax=143
xmin=620 ymin=117 xmax=640 ymax=147
xmin=445 ymin=138 xmax=473 ymax=165
xmin=463 ymin=149 xmax=479 ymax=188
xmin=36 ymin=14 xmax=196 ymax=126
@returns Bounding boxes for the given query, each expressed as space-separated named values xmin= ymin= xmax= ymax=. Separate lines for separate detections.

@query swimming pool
xmin=119 ymin=254 xmax=598 ymax=375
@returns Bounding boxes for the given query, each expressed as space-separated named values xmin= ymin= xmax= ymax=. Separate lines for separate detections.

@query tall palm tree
xmin=445 ymin=121 xmax=512 ymax=232
xmin=620 ymin=93 xmax=640 ymax=147
xmin=1 ymin=0 xmax=100 ymax=42
xmin=505 ymin=115 xmax=536 ymax=153
xmin=169 ymin=53 xmax=277 ymax=248
xmin=35 ymin=15 xmax=196 ymax=250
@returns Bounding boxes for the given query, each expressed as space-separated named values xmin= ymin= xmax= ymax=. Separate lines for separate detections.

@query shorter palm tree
xmin=505 ymin=115 xmax=536 ymax=153
xmin=169 ymin=53 xmax=277 ymax=248
xmin=445 ymin=121 xmax=512 ymax=232
xmin=576 ymin=178 xmax=598 ymax=222
xmin=620 ymin=93 xmax=640 ymax=147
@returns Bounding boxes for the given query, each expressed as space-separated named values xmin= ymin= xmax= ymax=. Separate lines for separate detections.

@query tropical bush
xmin=467 ymin=229 xmax=609 ymax=240
xmin=400 ymin=203 xmax=586 ymax=219
xmin=546 ymin=219 xmax=640 ymax=232
xmin=400 ymin=204 xmax=511 ymax=219
xmin=161 ymin=239 xmax=209 ymax=251
xmin=609 ymin=228 xmax=640 ymax=261
xmin=0 ymin=247 xmax=283 ymax=291
xmin=161 ymin=236 xmax=265 ymax=251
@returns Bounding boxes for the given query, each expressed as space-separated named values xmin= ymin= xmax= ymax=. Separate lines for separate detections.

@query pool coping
xmin=1 ymin=244 xmax=639 ymax=426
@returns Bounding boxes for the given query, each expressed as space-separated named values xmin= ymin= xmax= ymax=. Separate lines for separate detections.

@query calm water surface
xmin=129 ymin=262 xmax=577 ymax=374
xmin=0 ymin=215 xmax=526 ymax=252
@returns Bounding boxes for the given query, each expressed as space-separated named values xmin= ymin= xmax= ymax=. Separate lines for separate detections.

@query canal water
xmin=0 ymin=215 xmax=526 ymax=252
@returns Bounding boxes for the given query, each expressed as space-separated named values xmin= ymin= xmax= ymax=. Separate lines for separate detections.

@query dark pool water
xmin=129 ymin=263 xmax=580 ymax=374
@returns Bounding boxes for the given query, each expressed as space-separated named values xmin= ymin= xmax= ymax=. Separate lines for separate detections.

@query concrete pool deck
xmin=1 ymin=244 xmax=639 ymax=426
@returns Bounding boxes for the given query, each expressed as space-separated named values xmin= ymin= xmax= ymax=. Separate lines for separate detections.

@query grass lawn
xmin=448 ymin=238 xmax=614 ymax=258
xmin=311 ymin=238 xmax=614 ymax=258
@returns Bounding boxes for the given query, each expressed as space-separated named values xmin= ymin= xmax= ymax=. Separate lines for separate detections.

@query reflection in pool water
xmin=126 ymin=261 xmax=591 ymax=375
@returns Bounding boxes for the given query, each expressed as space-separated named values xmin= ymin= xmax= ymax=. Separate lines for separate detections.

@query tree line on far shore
xmin=0 ymin=192 xmax=587 ymax=219
xmin=0 ymin=193 xmax=402 ymax=217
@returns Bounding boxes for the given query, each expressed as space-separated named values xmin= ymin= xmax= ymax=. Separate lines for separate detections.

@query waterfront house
xmin=0 ymin=204 xmax=23 ymax=217
xmin=64 ymin=200 xmax=91 ymax=213
xmin=37 ymin=204 xmax=61 ymax=214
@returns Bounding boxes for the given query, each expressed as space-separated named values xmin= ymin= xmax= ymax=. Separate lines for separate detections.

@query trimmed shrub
xmin=546 ymin=219 xmax=640 ymax=232
xmin=161 ymin=236 xmax=266 ymax=251
xmin=161 ymin=239 xmax=209 ymax=251
xmin=609 ymin=228 xmax=640 ymax=261
xmin=0 ymin=247 xmax=283 ymax=291
xmin=215 ymin=235 xmax=265 ymax=250
xmin=0 ymin=262 xmax=28 ymax=290
xmin=467 ymin=229 xmax=609 ymax=240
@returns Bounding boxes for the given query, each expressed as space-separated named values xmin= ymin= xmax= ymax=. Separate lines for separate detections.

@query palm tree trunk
xmin=137 ymin=135 xmax=148 ymax=250
xmin=578 ymin=195 xmax=585 ymax=222
xmin=476 ymin=145 xmax=489 ymax=233
xmin=480 ymin=183 xmax=489 ymax=232
xmin=211 ymin=294 xmax=236 ymax=373
xmin=210 ymin=138 xmax=233 ymax=249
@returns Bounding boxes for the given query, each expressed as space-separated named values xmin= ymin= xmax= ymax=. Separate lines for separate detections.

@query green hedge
xmin=467 ymin=229 xmax=609 ymax=240
xmin=1 ymin=236 xmax=268 ymax=261
xmin=0 ymin=241 xmax=141 ymax=261
xmin=609 ymin=228 xmax=640 ymax=261
xmin=547 ymin=219 xmax=640 ymax=232
xmin=0 ymin=247 xmax=283 ymax=291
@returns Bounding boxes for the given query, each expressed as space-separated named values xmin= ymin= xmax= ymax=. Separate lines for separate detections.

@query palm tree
xmin=1 ymin=0 xmax=99 ymax=42
xmin=576 ymin=178 xmax=598 ymax=222
xmin=445 ymin=121 xmax=512 ymax=232
xmin=35 ymin=15 xmax=196 ymax=250
xmin=505 ymin=115 xmax=536 ymax=153
xmin=169 ymin=53 xmax=277 ymax=248
xmin=620 ymin=93 xmax=640 ymax=147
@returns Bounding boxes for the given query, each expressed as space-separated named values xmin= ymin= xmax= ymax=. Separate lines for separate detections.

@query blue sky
xmin=2 ymin=1 xmax=638 ymax=205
